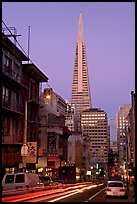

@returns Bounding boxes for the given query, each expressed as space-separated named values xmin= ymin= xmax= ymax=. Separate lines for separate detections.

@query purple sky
xmin=2 ymin=2 xmax=135 ymax=141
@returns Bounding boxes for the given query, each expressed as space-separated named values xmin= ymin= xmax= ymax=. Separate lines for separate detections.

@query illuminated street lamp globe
xmin=21 ymin=144 xmax=28 ymax=156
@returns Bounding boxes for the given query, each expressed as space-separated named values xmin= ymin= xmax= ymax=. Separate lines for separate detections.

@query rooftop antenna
xmin=2 ymin=26 xmax=21 ymax=46
xmin=28 ymin=26 xmax=30 ymax=63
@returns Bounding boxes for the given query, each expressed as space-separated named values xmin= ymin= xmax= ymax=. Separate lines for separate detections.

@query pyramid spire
xmin=77 ymin=11 xmax=84 ymax=43
xmin=71 ymin=12 xmax=92 ymax=129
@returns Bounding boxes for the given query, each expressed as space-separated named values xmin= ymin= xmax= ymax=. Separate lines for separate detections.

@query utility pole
xmin=28 ymin=26 xmax=30 ymax=63
xmin=21 ymin=92 xmax=51 ymax=172
xmin=21 ymin=101 xmax=28 ymax=172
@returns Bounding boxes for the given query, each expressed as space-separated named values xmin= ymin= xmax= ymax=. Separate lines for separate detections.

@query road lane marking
xmin=88 ymin=187 xmax=106 ymax=201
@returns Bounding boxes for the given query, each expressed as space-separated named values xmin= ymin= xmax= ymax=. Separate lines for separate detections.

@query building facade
xmin=110 ymin=141 xmax=118 ymax=155
xmin=2 ymin=31 xmax=48 ymax=175
xmin=81 ymin=108 xmax=109 ymax=173
xmin=2 ymin=32 xmax=29 ymax=175
xmin=130 ymin=91 xmax=135 ymax=171
xmin=116 ymin=104 xmax=131 ymax=165
xmin=65 ymin=101 xmax=75 ymax=132
xmin=38 ymin=88 xmax=72 ymax=177
xmin=67 ymin=133 xmax=84 ymax=181
xmin=124 ymin=91 xmax=135 ymax=184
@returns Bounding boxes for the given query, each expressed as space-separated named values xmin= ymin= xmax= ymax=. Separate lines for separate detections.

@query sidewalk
xmin=127 ymin=186 xmax=135 ymax=202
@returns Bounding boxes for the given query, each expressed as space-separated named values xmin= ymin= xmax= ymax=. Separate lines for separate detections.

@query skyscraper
xmin=71 ymin=12 xmax=92 ymax=131
xmin=81 ymin=108 xmax=109 ymax=172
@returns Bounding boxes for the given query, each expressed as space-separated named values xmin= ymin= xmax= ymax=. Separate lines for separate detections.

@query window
xmin=15 ymin=174 xmax=25 ymax=183
xmin=2 ymin=86 xmax=10 ymax=104
xmin=108 ymin=182 xmax=123 ymax=187
xmin=13 ymin=63 xmax=20 ymax=78
xmin=4 ymin=55 xmax=12 ymax=67
xmin=5 ymin=175 xmax=15 ymax=183
xmin=3 ymin=116 xmax=10 ymax=135
xmin=11 ymin=91 xmax=19 ymax=109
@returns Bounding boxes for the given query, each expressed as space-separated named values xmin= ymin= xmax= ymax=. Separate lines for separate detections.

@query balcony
xmin=2 ymin=100 xmax=24 ymax=114
xmin=2 ymin=65 xmax=28 ymax=88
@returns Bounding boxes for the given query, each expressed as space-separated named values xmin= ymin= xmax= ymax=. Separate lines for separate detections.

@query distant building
xmin=38 ymin=88 xmax=71 ymax=177
xmin=65 ymin=101 xmax=75 ymax=132
xmin=130 ymin=91 xmax=135 ymax=170
xmin=124 ymin=91 xmax=135 ymax=183
xmin=116 ymin=104 xmax=131 ymax=165
xmin=67 ymin=133 xmax=83 ymax=181
xmin=81 ymin=108 xmax=109 ymax=172
xmin=82 ymin=133 xmax=91 ymax=179
xmin=110 ymin=141 xmax=118 ymax=155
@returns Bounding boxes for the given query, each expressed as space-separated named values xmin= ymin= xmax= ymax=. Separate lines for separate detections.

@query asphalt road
xmin=2 ymin=182 xmax=135 ymax=202
xmin=54 ymin=184 xmax=131 ymax=202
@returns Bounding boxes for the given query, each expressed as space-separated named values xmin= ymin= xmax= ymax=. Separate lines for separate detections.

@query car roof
xmin=107 ymin=180 xmax=123 ymax=183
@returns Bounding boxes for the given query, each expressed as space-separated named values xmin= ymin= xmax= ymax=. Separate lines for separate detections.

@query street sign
xmin=26 ymin=142 xmax=37 ymax=163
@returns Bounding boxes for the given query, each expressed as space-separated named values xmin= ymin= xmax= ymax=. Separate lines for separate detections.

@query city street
xmin=2 ymin=4 xmax=135 ymax=204
xmin=2 ymin=182 xmax=135 ymax=202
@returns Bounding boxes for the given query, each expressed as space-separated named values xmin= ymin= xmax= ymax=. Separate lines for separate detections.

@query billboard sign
xmin=26 ymin=142 xmax=37 ymax=163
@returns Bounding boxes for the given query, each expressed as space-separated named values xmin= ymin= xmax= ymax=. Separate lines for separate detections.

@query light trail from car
xmin=22 ymin=184 xmax=99 ymax=202
xmin=2 ymin=183 xmax=101 ymax=202
xmin=49 ymin=184 xmax=100 ymax=202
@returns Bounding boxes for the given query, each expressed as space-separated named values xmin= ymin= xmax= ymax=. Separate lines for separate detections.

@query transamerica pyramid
xmin=71 ymin=12 xmax=92 ymax=131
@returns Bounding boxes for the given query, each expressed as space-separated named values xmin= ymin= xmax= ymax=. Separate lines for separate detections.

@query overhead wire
xmin=2 ymin=20 xmax=30 ymax=61
xmin=2 ymin=20 xmax=53 ymax=88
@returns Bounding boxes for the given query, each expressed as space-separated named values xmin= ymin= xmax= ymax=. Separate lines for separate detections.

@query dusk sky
xmin=2 ymin=2 xmax=135 ymax=141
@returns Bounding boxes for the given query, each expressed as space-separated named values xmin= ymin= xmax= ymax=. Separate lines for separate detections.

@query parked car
xmin=105 ymin=180 xmax=126 ymax=197
xmin=39 ymin=176 xmax=56 ymax=187
xmin=2 ymin=172 xmax=40 ymax=191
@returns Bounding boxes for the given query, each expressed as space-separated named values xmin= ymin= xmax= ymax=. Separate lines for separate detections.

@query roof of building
xmin=2 ymin=32 xmax=29 ymax=61
xmin=82 ymin=108 xmax=106 ymax=113
xmin=23 ymin=63 xmax=48 ymax=82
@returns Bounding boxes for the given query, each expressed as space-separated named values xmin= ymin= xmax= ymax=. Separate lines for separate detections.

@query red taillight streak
xmin=2 ymin=184 xmax=95 ymax=202
xmin=25 ymin=189 xmax=78 ymax=202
